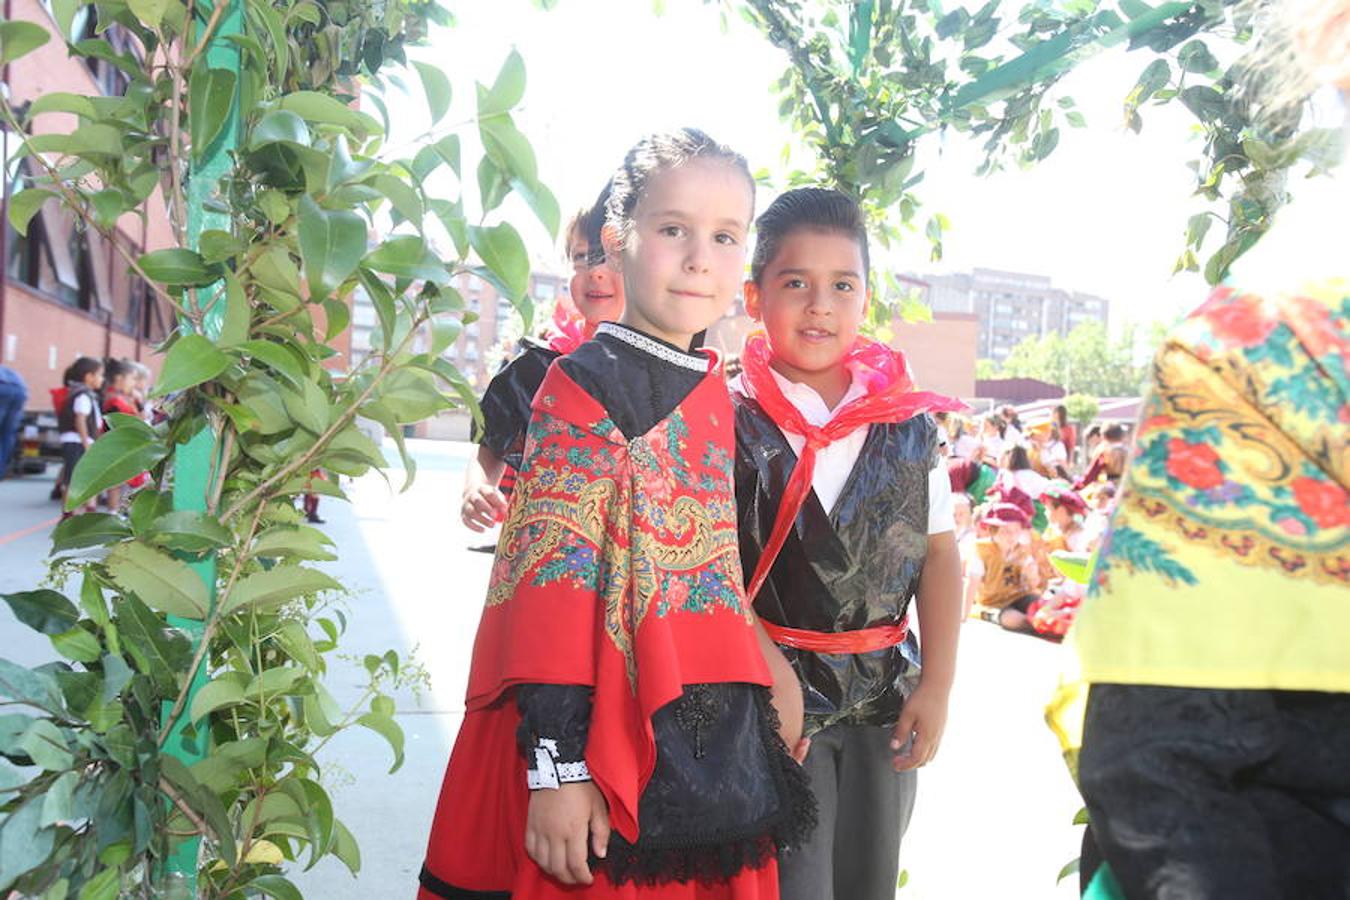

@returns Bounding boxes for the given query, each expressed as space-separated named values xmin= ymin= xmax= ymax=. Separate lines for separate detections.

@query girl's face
xmin=610 ymin=158 xmax=752 ymax=348
xmin=991 ymin=523 xmax=1023 ymax=554
xmin=85 ymin=367 xmax=104 ymax=390
xmin=953 ymin=498 xmax=972 ymax=531
xmin=1049 ymin=504 xmax=1072 ymax=531
xmin=568 ymin=236 xmax=625 ymax=327
xmin=744 ymin=229 xmax=868 ymax=384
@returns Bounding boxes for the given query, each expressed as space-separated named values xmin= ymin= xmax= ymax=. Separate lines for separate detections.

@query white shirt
xmin=734 ymin=366 xmax=955 ymax=534
xmin=59 ymin=393 xmax=102 ymax=443
xmin=998 ymin=467 xmax=1050 ymax=500
xmin=1043 ymin=440 xmax=1068 ymax=468
xmin=952 ymin=433 xmax=980 ymax=460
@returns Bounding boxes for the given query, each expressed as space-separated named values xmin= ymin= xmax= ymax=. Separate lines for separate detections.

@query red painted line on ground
xmin=0 ymin=516 xmax=61 ymax=546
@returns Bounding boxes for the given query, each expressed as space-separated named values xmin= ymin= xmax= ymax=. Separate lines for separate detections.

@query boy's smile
xmin=745 ymin=229 xmax=869 ymax=408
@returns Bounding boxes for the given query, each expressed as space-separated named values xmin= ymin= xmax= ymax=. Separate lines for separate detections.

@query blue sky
xmin=382 ymin=0 xmax=1236 ymax=331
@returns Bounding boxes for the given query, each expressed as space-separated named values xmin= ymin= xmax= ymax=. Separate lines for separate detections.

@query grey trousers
xmin=779 ymin=723 xmax=918 ymax=900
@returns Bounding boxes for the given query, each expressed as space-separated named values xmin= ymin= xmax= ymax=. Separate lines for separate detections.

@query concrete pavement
xmin=0 ymin=443 xmax=1083 ymax=898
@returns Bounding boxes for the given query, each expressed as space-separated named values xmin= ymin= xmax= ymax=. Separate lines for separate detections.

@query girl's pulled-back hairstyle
xmin=66 ymin=356 xmax=102 ymax=385
xmin=750 ymin=187 xmax=870 ymax=285
xmin=582 ymin=179 xmax=614 ymax=267
xmin=104 ymin=358 xmax=131 ymax=383
xmin=605 ymin=128 xmax=753 ymax=250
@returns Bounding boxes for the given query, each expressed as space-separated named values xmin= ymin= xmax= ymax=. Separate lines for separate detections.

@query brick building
xmin=2 ymin=0 xmax=178 ymax=404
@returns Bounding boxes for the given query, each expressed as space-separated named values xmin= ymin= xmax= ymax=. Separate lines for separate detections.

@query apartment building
xmin=919 ymin=267 xmax=1110 ymax=362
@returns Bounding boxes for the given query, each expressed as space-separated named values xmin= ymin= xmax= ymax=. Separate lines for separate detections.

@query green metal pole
xmin=163 ymin=0 xmax=242 ymax=889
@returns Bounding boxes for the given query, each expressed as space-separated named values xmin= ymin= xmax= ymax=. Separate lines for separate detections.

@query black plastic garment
xmin=733 ymin=395 xmax=937 ymax=734
xmin=474 ymin=338 xmax=559 ymax=470
xmin=512 ymin=324 xmax=814 ymax=884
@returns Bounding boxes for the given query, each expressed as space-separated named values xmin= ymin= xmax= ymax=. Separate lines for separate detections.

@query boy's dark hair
xmin=605 ymin=128 xmax=753 ymax=250
xmin=1104 ymin=424 xmax=1126 ymax=442
xmin=562 ymin=209 xmax=588 ymax=263
xmin=1085 ymin=424 xmax=1103 ymax=440
xmin=750 ymin=187 xmax=869 ymax=285
xmin=66 ymin=356 xmax=102 ymax=386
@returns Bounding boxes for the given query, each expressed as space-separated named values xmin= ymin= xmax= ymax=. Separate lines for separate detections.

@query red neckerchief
xmin=543 ymin=297 xmax=595 ymax=354
xmin=740 ymin=331 xmax=968 ymax=602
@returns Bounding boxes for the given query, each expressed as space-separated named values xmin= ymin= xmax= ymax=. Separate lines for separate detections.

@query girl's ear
xmin=600 ymin=224 xmax=624 ymax=272
xmin=743 ymin=279 xmax=762 ymax=320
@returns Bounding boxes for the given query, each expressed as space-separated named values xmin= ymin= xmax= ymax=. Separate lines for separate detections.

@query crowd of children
xmin=49 ymin=356 xmax=154 ymax=515
xmin=940 ymin=404 xmax=1122 ymax=641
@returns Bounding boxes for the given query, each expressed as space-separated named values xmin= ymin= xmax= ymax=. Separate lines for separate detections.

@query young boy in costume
xmin=731 ymin=188 xmax=964 ymax=900
xmin=461 ymin=185 xmax=626 ymax=533
xmin=419 ymin=129 xmax=813 ymax=900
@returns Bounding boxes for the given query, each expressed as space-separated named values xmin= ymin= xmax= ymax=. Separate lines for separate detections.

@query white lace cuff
xmin=526 ymin=738 xmax=591 ymax=790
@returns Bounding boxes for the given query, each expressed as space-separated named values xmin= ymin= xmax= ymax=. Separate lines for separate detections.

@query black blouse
xmin=474 ymin=338 xmax=560 ymax=470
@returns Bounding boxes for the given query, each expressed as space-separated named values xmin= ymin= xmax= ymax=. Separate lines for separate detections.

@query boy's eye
xmin=835 ymin=281 xmax=854 ymax=292
xmin=784 ymin=278 xmax=806 ymax=289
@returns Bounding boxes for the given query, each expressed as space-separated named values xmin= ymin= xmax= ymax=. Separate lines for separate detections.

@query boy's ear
xmin=743 ymin=279 xmax=762 ymax=320
xmin=600 ymin=224 xmax=623 ymax=272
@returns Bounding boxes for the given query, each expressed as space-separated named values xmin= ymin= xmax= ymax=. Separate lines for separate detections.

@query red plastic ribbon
xmin=740 ymin=331 xmax=968 ymax=603
xmin=544 ymin=295 xmax=595 ymax=355
xmin=761 ymin=619 xmax=909 ymax=654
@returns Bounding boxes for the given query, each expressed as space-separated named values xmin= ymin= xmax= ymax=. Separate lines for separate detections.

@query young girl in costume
xmin=100 ymin=359 xmax=149 ymax=511
xmin=964 ymin=487 xmax=1047 ymax=634
xmin=461 ymin=185 xmax=627 ymax=533
xmin=419 ymin=129 xmax=813 ymax=900
xmin=731 ymin=188 xmax=964 ymax=900
xmin=56 ymin=356 xmax=104 ymax=516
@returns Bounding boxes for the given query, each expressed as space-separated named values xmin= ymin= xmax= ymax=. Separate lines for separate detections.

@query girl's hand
xmin=461 ymin=485 xmax=508 ymax=531
xmin=891 ymin=682 xmax=951 ymax=771
xmin=524 ymin=782 xmax=610 ymax=885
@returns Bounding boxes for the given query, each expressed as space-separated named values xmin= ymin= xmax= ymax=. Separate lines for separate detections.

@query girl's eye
xmin=659 ymin=225 xmax=684 ymax=237
xmin=714 ymin=232 xmax=738 ymax=246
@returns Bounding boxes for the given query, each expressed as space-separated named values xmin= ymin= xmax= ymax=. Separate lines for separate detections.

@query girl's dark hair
xmin=983 ymin=413 xmax=1005 ymax=438
xmin=104 ymin=358 xmax=131 ymax=383
xmin=582 ymin=180 xmax=615 ymax=267
xmin=1008 ymin=445 xmax=1032 ymax=471
xmin=1085 ymin=424 xmax=1103 ymax=440
xmin=562 ymin=209 xmax=588 ymax=262
xmin=1104 ymin=424 xmax=1126 ymax=442
xmin=605 ymin=128 xmax=753 ymax=249
xmin=1053 ymin=404 xmax=1069 ymax=426
xmin=66 ymin=356 xmax=102 ymax=385
xmin=750 ymin=187 xmax=869 ymax=285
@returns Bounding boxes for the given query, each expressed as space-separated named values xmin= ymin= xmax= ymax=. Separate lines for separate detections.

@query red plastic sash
xmin=761 ymin=619 xmax=909 ymax=654
xmin=740 ymin=331 xmax=967 ymax=603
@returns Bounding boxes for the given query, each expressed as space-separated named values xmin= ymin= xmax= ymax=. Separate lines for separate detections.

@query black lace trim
xmin=599 ymin=687 xmax=818 ymax=886
xmin=418 ymin=864 xmax=509 ymax=899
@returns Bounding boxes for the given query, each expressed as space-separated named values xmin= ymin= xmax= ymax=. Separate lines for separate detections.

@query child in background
xmin=732 ymin=188 xmax=964 ymax=900
xmin=100 ymin=359 xmax=148 ymax=511
xmin=56 ymin=357 xmax=104 ymax=516
xmin=965 ymin=488 xmax=1047 ymax=634
xmin=1041 ymin=482 xmax=1091 ymax=555
xmin=461 ymin=184 xmax=626 ymax=535
xmin=419 ymin=129 xmax=812 ymax=900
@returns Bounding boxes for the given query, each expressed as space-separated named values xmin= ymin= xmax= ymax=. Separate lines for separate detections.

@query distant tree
xmin=992 ymin=322 xmax=1148 ymax=396
xmin=1064 ymin=393 xmax=1101 ymax=427
xmin=975 ymin=359 xmax=999 ymax=380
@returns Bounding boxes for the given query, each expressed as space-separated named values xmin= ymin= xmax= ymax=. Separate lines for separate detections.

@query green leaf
xmin=251 ymin=109 xmax=309 ymax=151
xmin=221 ymin=566 xmax=342 ymax=616
xmin=478 ymin=48 xmax=526 ymax=118
xmin=279 ymin=91 xmax=378 ymax=137
xmin=113 ymin=595 xmax=192 ymax=687
xmin=237 ymin=374 xmax=292 ymax=434
xmin=509 ymin=177 xmax=559 ymax=240
xmin=1177 ymin=39 xmax=1218 ymax=74
xmin=477 ymin=155 xmax=509 ymax=215
xmin=247 ymin=666 xmax=304 ymax=698
xmin=188 ymin=671 xmax=247 ymax=723
xmin=248 ymin=874 xmax=303 ymax=900
xmin=51 ymin=626 xmax=101 ymax=663
xmin=66 ymin=429 xmax=169 ymax=510
xmin=41 ymin=770 xmax=79 ymax=827
xmin=480 ymin=115 xmax=537 ymax=184
xmin=357 ymin=707 xmax=405 ymax=773
xmin=235 ymin=339 xmax=306 ymax=387
xmin=152 ymin=333 xmax=230 ymax=396
xmin=364 ymin=235 xmax=449 ymax=284
xmin=138 ymin=248 xmax=220 ymax=286
xmin=2 ymin=590 xmax=79 ymax=635
xmin=147 ymin=510 xmax=232 ymax=553
xmin=468 ymin=222 xmax=529 ymax=303
xmin=372 ymin=369 xmax=451 ymax=423
xmin=0 ymin=658 xmax=65 ymax=715
xmin=76 ymin=865 xmax=119 ymax=900
xmin=189 ymin=66 xmax=238 ymax=158
xmin=371 ymin=173 xmax=423 ymax=227
xmin=1073 ymin=806 xmax=1091 ymax=826
xmin=0 ymin=21 xmax=51 ymax=66
xmin=322 ymin=297 xmax=350 ymax=342
xmin=20 ymin=719 xmax=74 ymax=771
xmin=431 ymin=134 xmax=461 ymax=177
xmin=252 ymin=524 xmax=336 ymax=561
xmin=218 ymin=271 xmax=250 ymax=347
xmin=68 ymin=122 xmax=123 ymax=159
xmin=105 ymin=542 xmax=209 ymax=619
xmin=1057 ymin=857 xmax=1080 ymax=884
xmin=26 ymin=91 xmax=98 ymax=120
xmin=413 ymin=61 xmax=451 ymax=125
xmin=331 ymin=818 xmax=361 ymax=875
xmin=159 ymin=755 xmax=237 ymax=864
xmin=297 ymin=195 xmax=367 ymax=299
xmin=0 ymin=795 xmax=55 ymax=890
xmin=127 ymin=0 xmax=167 ymax=27
xmin=7 ymin=188 xmax=54 ymax=237
xmin=1135 ymin=58 xmax=1171 ymax=103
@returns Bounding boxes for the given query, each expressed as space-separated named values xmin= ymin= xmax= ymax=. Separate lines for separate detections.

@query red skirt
xmin=418 ymin=707 xmax=780 ymax=899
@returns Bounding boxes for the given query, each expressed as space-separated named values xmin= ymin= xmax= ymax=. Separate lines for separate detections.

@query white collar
xmin=595 ymin=322 xmax=707 ymax=372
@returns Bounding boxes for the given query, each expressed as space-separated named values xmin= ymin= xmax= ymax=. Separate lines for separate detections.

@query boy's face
xmin=609 ymin=159 xmax=751 ymax=348
xmin=568 ymin=236 xmax=625 ymax=327
xmin=745 ymin=229 xmax=867 ymax=382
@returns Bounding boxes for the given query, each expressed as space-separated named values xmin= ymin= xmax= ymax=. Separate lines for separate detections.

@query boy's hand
xmin=524 ymin=782 xmax=610 ymax=885
xmin=461 ymin=484 xmax=508 ymax=532
xmin=891 ymin=682 xmax=951 ymax=771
